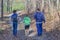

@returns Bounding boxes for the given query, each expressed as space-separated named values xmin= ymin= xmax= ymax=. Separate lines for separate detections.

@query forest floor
xmin=0 ymin=17 xmax=60 ymax=40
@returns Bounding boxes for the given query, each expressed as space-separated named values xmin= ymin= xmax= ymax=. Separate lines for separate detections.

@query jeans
xmin=13 ymin=22 xmax=18 ymax=36
xmin=36 ymin=23 xmax=42 ymax=36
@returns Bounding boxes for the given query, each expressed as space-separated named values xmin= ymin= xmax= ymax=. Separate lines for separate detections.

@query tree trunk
xmin=10 ymin=0 xmax=13 ymax=12
xmin=57 ymin=0 xmax=59 ymax=10
xmin=7 ymin=0 xmax=10 ymax=13
xmin=42 ymin=0 xmax=44 ymax=9
xmin=26 ymin=0 xmax=31 ymax=14
xmin=1 ymin=0 xmax=3 ymax=20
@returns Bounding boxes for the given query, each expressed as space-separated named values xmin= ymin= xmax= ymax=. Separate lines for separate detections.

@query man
xmin=11 ymin=10 xmax=18 ymax=36
xmin=34 ymin=8 xmax=45 ymax=36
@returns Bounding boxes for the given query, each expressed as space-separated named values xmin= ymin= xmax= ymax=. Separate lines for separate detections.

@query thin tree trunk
xmin=48 ymin=0 xmax=52 ymax=21
xmin=10 ymin=0 xmax=13 ymax=12
xmin=36 ymin=0 xmax=40 ymax=10
xmin=57 ymin=0 xmax=59 ymax=10
xmin=26 ymin=0 xmax=31 ymax=14
xmin=7 ymin=0 xmax=10 ymax=13
xmin=1 ymin=0 xmax=3 ymax=20
xmin=42 ymin=0 xmax=44 ymax=10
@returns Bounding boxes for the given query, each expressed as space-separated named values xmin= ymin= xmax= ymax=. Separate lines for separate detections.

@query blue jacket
xmin=11 ymin=13 xmax=18 ymax=22
xmin=34 ymin=11 xmax=45 ymax=23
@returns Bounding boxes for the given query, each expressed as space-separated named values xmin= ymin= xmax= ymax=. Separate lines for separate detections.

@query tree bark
xmin=7 ymin=0 xmax=10 ymax=13
xmin=1 ymin=0 xmax=3 ymax=20
xmin=26 ymin=0 xmax=31 ymax=14
xmin=57 ymin=0 xmax=59 ymax=10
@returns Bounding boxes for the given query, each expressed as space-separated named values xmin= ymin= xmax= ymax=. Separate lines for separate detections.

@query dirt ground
xmin=0 ymin=17 xmax=60 ymax=40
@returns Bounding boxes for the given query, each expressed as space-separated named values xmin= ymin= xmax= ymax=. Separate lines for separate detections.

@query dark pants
xmin=36 ymin=23 xmax=42 ymax=36
xmin=13 ymin=22 xmax=18 ymax=36
xmin=25 ymin=25 xmax=30 ymax=29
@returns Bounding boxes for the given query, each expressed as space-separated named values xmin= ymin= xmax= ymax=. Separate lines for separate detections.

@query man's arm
xmin=42 ymin=13 xmax=45 ymax=23
xmin=34 ymin=12 xmax=36 ymax=19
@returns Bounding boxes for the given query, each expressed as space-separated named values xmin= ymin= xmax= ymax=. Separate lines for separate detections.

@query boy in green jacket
xmin=23 ymin=14 xmax=31 ymax=36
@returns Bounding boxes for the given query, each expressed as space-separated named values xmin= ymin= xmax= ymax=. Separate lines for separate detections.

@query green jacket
xmin=23 ymin=16 xmax=31 ymax=25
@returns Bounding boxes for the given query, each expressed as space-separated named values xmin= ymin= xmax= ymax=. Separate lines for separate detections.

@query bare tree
xmin=42 ymin=0 xmax=44 ymax=10
xmin=26 ymin=0 xmax=31 ymax=14
xmin=57 ymin=0 xmax=59 ymax=10
xmin=10 ymin=0 xmax=13 ymax=12
xmin=1 ymin=0 xmax=3 ymax=20
xmin=7 ymin=0 xmax=10 ymax=13
xmin=36 ymin=0 xmax=41 ymax=10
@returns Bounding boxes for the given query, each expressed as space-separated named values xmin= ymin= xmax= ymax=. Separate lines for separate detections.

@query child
xmin=11 ymin=10 xmax=18 ymax=36
xmin=23 ymin=14 xmax=31 ymax=36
